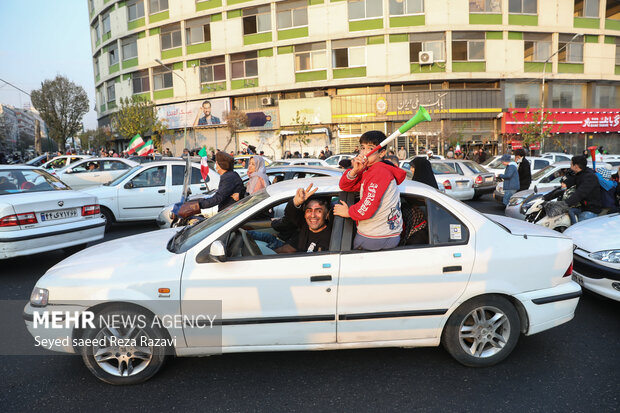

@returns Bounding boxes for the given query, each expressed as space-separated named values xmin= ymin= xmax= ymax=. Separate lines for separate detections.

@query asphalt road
xmin=1 ymin=195 xmax=618 ymax=412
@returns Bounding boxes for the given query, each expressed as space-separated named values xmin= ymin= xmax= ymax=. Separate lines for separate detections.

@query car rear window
xmin=0 ymin=169 xmax=71 ymax=195
xmin=432 ymin=163 xmax=456 ymax=174
xmin=464 ymin=162 xmax=489 ymax=174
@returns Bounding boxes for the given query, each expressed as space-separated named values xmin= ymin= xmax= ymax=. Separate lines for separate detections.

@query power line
xmin=0 ymin=78 xmax=31 ymax=97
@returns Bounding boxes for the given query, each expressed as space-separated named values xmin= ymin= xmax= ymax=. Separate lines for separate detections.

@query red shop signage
xmin=510 ymin=141 xmax=540 ymax=150
xmin=502 ymin=109 xmax=620 ymax=134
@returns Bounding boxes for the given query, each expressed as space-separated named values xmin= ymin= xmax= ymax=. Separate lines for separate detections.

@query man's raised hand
xmin=293 ymin=183 xmax=318 ymax=207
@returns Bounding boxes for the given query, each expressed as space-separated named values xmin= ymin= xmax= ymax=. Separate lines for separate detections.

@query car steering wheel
xmin=238 ymin=228 xmax=261 ymax=256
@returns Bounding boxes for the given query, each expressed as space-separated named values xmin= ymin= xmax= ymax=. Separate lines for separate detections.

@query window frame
xmin=332 ymin=41 xmax=366 ymax=69
xmin=108 ymin=43 xmax=119 ymax=66
xmin=230 ymin=52 xmax=259 ymax=79
xmin=508 ymin=0 xmax=537 ymax=14
xmin=149 ymin=0 xmax=169 ymax=15
xmin=558 ymin=35 xmax=584 ymax=63
xmin=106 ymin=81 xmax=116 ymax=103
xmin=102 ymin=13 xmax=111 ymax=36
xmin=409 ymin=33 xmax=446 ymax=63
xmin=186 ymin=17 xmax=211 ymax=45
xmin=523 ymin=33 xmax=551 ymax=62
xmin=468 ymin=0 xmax=501 ymax=13
xmin=200 ymin=56 xmax=226 ymax=84
xmin=132 ymin=70 xmax=150 ymax=94
xmin=152 ymin=67 xmax=173 ymax=90
xmin=389 ymin=0 xmax=425 ymax=17
xmin=277 ymin=0 xmax=309 ymax=30
xmin=128 ymin=0 xmax=145 ymax=21
xmin=574 ymin=0 xmax=600 ymax=18
xmin=348 ymin=0 xmax=384 ymax=21
xmin=160 ymin=25 xmax=182 ymax=51
xmin=122 ymin=37 xmax=138 ymax=61
xmin=243 ymin=5 xmax=272 ymax=35
xmin=294 ymin=42 xmax=327 ymax=72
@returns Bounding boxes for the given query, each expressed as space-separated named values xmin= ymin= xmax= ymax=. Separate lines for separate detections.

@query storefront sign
xmin=157 ymin=98 xmax=230 ymax=129
xmin=503 ymin=109 xmax=620 ymax=134
xmin=244 ymin=109 xmax=279 ymax=130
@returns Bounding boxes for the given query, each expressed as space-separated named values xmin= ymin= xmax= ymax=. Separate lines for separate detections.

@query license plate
xmin=40 ymin=208 xmax=78 ymax=221
xmin=456 ymin=181 xmax=466 ymax=188
xmin=484 ymin=177 xmax=493 ymax=183
xmin=572 ymin=273 xmax=584 ymax=286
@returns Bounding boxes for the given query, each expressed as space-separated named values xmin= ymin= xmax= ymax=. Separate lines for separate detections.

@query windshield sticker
xmin=450 ymin=224 xmax=462 ymax=240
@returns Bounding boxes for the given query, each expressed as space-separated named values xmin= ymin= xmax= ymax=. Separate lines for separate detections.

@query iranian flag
xmin=137 ymin=140 xmax=154 ymax=156
xmin=127 ymin=134 xmax=144 ymax=154
xmin=198 ymin=146 xmax=209 ymax=181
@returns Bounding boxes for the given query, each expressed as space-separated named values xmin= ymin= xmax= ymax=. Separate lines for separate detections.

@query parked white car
xmin=540 ymin=152 xmax=573 ymax=163
xmin=42 ymin=155 xmax=92 ymax=171
xmin=0 ymin=166 xmax=105 ymax=259
xmin=271 ymin=158 xmax=331 ymax=167
xmin=400 ymin=160 xmax=475 ymax=201
xmin=325 ymin=154 xmax=356 ymax=167
xmin=565 ymin=213 xmax=620 ymax=301
xmin=54 ymin=158 xmax=138 ymax=190
xmin=82 ymin=160 xmax=219 ymax=230
xmin=23 ymin=178 xmax=580 ymax=384
xmin=485 ymin=156 xmax=552 ymax=178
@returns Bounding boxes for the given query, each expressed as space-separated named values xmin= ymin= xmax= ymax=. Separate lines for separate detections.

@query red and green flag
xmin=127 ymin=134 xmax=144 ymax=155
xmin=137 ymin=140 xmax=154 ymax=156
xmin=198 ymin=146 xmax=209 ymax=181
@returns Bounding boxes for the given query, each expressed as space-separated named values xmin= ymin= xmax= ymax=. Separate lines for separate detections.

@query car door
xmin=117 ymin=165 xmax=168 ymax=219
xmin=336 ymin=194 xmax=475 ymax=343
xmin=180 ymin=197 xmax=342 ymax=348
xmin=59 ymin=160 xmax=98 ymax=189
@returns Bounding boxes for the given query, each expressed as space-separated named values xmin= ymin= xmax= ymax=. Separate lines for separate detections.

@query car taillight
xmin=475 ymin=175 xmax=483 ymax=185
xmin=82 ymin=204 xmax=100 ymax=216
xmin=443 ymin=180 xmax=452 ymax=190
xmin=0 ymin=212 xmax=38 ymax=227
xmin=564 ymin=262 xmax=573 ymax=277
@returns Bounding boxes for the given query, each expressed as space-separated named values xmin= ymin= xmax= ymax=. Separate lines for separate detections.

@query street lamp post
xmin=155 ymin=59 xmax=188 ymax=152
xmin=540 ymin=33 xmax=582 ymax=152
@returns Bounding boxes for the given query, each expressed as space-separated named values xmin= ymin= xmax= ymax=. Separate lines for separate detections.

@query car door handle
xmin=310 ymin=275 xmax=332 ymax=282
xmin=443 ymin=266 xmax=462 ymax=273
xmin=158 ymin=189 xmax=166 ymax=193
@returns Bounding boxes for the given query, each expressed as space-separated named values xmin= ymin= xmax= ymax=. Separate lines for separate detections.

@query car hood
xmin=564 ymin=214 xmax=620 ymax=252
xmin=80 ymin=184 xmax=117 ymax=196
xmin=484 ymin=214 xmax=569 ymax=239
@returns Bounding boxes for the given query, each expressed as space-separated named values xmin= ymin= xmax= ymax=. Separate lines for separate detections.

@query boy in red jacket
xmin=334 ymin=131 xmax=407 ymax=250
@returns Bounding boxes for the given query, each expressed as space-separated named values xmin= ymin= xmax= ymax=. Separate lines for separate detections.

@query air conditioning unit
xmin=419 ymin=51 xmax=434 ymax=65
xmin=261 ymin=97 xmax=274 ymax=106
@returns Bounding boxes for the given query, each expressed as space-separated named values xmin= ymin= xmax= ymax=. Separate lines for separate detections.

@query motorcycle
xmin=523 ymin=186 xmax=573 ymax=232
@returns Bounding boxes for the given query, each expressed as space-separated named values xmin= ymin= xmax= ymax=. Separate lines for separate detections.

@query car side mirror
xmin=196 ymin=240 xmax=226 ymax=263
xmin=124 ymin=181 xmax=134 ymax=189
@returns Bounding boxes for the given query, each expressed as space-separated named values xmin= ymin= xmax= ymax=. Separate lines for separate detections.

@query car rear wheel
xmin=100 ymin=207 xmax=114 ymax=232
xmin=442 ymin=295 xmax=520 ymax=367
xmin=79 ymin=304 xmax=169 ymax=385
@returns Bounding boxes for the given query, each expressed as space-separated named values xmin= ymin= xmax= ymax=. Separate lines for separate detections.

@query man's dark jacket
xmin=198 ymin=170 xmax=245 ymax=211
xmin=564 ymin=168 xmax=602 ymax=214
xmin=518 ymin=158 xmax=532 ymax=191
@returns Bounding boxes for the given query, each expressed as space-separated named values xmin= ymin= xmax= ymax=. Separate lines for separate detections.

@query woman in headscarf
xmin=410 ymin=157 xmax=438 ymax=189
xmin=246 ymin=155 xmax=270 ymax=194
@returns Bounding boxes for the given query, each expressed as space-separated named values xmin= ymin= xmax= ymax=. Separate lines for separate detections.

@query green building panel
xmin=606 ymin=19 xmax=620 ymax=31
xmin=524 ymin=62 xmax=545 ymax=72
xmin=149 ymin=27 xmax=161 ymax=36
xmin=172 ymin=62 xmax=184 ymax=70
xmin=508 ymin=32 xmax=523 ymax=40
xmin=486 ymin=31 xmax=503 ymax=40
xmin=201 ymin=82 xmax=227 ymax=93
xmin=109 ymin=63 xmax=120 ymax=73
xmin=187 ymin=59 xmax=200 ymax=68
xmin=102 ymin=32 xmax=111 ymax=42
xmin=128 ymin=17 xmax=145 ymax=30
xmin=508 ymin=14 xmax=537 ymax=26
xmin=95 ymin=74 xmax=100 ymax=83
xmin=605 ymin=36 xmax=616 ymax=44
xmin=308 ymin=0 xmax=324 ymax=5
xmin=295 ymin=70 xmax=327 ymax=82
xmin=137 ymin=31 xmax=146 ymax=39
xmin=389 ymin=33 xmax=409 ymax=43
xmin=114 ymin=76 xmax=121 ymax=83
xmin=227 ymin=9 xmax=242 ymax=19
xmin=410 ymin=63 xmax=445 ymax=73
xmin=196 ymin=0 xmax=222 ymax=11
xmin=161 ymin=47 xmax=183 ymax=59
xmin=187 ymin=42 xmax=212 ymax=55
xmin=366 ymin=35 xmax=384 ymax=45
xmin=469 ymin=14 xmax=501 ymax=24
xmin=149 ymin=10 xmax=170 ymax=24
xmin=333 ymin=67 xmax=366 ymax=79
xmin=122 ymin=73 xmax=132 ymax=81
xmin=243 ymin=32 xmax=272 ymax=45
xmin=96 ymin=39 xmax=101 ymax=47
xmin=585 ymin=35 xmax=598 ymax=43
xmin=258 ymin=48 xmax=274 ymax=57
xmin=231 ymin=78 xmax=259 ymax=89
xmin=616 ymin=65 xmax=620 ymax=75
xmin=349 ymin=18 xmax=383 ymax=32
xmin=118 ymin=1 xmax=126 ymax=7
xmin=100 ymin=103 xmax=107 ymax=112
xmin=228 ymin=0 xmax=253 ymax=4
xmin=133 ymin=92 xmax=151 ymax=101
xmin=211 ymin=13 xmax=223 ymax=22
xmin=277 ymin=27 xmax=309 ymax=41
xmin=574 ymin=17 xmax=600 ymax=29
xmin=154 ymin=88 xmax=174 ymax=100
xmin=122 ymin=57 xmax=139 ymax=69
xmin=452 ymin=61 xmax=486 ymax=72
xmin=558 ymin=63 xmax=584 ymax=74
xmin=107 ymin=101 xmax=117 ymax=110
xmin=278 ymin=45 xmax=294 ymax=54
xmin=389 ymin=15 xmax=425 ymax=28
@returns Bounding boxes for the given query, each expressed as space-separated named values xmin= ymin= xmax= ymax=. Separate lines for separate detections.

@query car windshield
xmin=105 ymin=165 xmax=141 ymax=186
xmin=532 ymin=165 xmax=554 ymax=181
xmin=487 ymin=157 xmax=509 ymax=169
xmin=432 ymin=163 xmax=457 ymax=174
xmin=325 ymin=157 xmax=338 ymax=165
xmin=463 ymin=162 xmax=489 ymax=174
xmin=0 ymin=169 xmax=71 ymax=195
xmin=270 ymin=161 xmax=289 ymax=167
xmin=173 ymin=191 xmax=270 ymax=253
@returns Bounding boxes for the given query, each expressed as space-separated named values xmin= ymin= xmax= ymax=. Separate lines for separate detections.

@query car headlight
xmin=588 ymin=250 xmax=620 ymax=264
xmin=30 ymin=287 xmax=49 ymax=307
xmin=508 ymin=197 xmax=524 ymax=206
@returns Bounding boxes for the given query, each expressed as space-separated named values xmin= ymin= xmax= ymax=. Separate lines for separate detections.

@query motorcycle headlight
xmin=30 ymin=287 xmax=49 ymax=307
xmin=588 ymin=250 xmax=620 ymax=264
xmin=520 ymin=198 xmax=539 ymax=214
xmin=508 ymin=197 xmax=524 ymax=207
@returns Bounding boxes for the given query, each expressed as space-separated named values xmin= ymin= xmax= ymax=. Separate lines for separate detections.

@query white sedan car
xmin=82 ymin=160 xmax=220 ymax=230
xmin=565 ymin=213 xmax=620 ymax=301
xmin=24 ymin=178 xmax=580 ymax=384
xmin=270 ymin=158 xmax=331 ymax=167
xmin=42 ymin=155 xmax=92 ymax=171
xmin=0 ymin=166 xmax=105 ymax=259
xmin=54 ymin=157 xmax=138 ymax=190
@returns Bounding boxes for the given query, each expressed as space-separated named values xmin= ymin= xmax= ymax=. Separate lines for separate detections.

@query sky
xmin=0 ymin=0 xmax=98 ymax=129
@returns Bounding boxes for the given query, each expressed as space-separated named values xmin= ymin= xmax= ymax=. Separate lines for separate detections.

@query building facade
xmin=0 ymin=104 xmax=48 ymax=155
xmin=89 ymin=0 xmax=620 ymax=157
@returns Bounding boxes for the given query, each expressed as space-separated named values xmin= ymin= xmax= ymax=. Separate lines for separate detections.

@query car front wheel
xmin=442 ymin=295 xmax=520 ymax=367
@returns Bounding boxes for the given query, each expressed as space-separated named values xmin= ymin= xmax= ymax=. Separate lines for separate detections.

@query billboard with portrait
xmin=157 ymin=98 xmax=230 ymax=129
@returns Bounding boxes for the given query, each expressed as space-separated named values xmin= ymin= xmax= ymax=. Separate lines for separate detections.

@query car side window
xmin=131 ymin=166 xmax=167 ymax=188
xmin=71 ymin=162 xmax=91 ymax=173
xmin=103 ymin=160 xmax=129 ymax=170
xmin=427 ymin=199 xmax=469 ymax=245
xmin=172 ymin=165 xmax=184 ymax=185
xmin=191 ymin=167 xmax=205 ymax=184
xmin=534 ymin=160 xmax=549 ymax=169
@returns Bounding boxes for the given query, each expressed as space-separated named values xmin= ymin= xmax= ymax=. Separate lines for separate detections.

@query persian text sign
xmin=503 ymin=109 xmax=620 ymax=134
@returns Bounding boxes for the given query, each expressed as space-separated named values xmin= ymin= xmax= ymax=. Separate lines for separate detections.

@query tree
xmin=223 ymin=110 xmax=249 ymax=152
xmin=509 ymin=108 xmax=560 ymax=152
xmin=111 ymin=96 xmax=167 ymax=151
xmin=77 ymin=128 xmax=110 ymax=152
xmin=291 ymin=111 xmax=312 ymax=154
xmin=30 ymin=75 xmax=89 ymax=150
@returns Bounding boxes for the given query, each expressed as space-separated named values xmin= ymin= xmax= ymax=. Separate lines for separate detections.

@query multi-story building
xmin=89 ymin=0 xmax=620 ymax=157
xmin=0 ymin=104 xmax=48 ymax=155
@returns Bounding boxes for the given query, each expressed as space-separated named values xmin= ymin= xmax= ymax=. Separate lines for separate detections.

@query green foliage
xmin=509 ymin=108 xmax=561 ymax=151
xmin=111 ymin=96 xmax=167 ymax=151
xmin=30 ymin=75 xmax=89 ymax=150
xmin=292 ymin=111 xmax=312 ymax=153
xmin=77 ymin=128 xmax=111 ymax=151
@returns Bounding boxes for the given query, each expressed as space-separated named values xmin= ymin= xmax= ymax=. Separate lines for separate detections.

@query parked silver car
xmin=441 ymin=160 xmax=495 ymax=199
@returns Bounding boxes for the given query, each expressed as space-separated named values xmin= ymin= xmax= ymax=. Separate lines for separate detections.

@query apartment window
xmin=97 ymin=88 xmax=104 ymax=106
xmin=122 ymin=37 xmax=138 ymax=60
xmin=524 ymin=33 xmax=551 ymax=62
xmin=89 ymin=0 xmax=94 ymax=13
xmin=332 ymin=38 xmax=366 ymax=68
xmin=469 ymin=0 xmax=501 ymax=13
xmin=551 ymin=83 xmax=584 ymax=108
xmin=243 ymin=6 xmax=271 ymax=35
xmin=390 ymin=0 xmax=423 ymax=16
xmin=108 ymin=43 xmax=119 ymax=66
xmin=231 ymin=51 xmax=258 ymax=79
xmin=607 ymin=0 xmax=620 ymax=19
xmin=161 ymin=24 xmax=182 ymax=50
xmin=106 ymin=81 xmax=116 ymax=103
xmin=504 ymin=82 xmax=541 ymax=107
xmin=509 ymin=0 xmax=536 ymax=13
xmin=294 ymin=42 xmax=327 ymax=72
xmin=593 ymin=84 xmax=618 ymax=107
xmin=94 ymin=57 xmax=100 ymax=77
xmin=93 ymin=22 xmax=101 ymax=43
xmin=102 ymin=13 xmax=111 ymax=36
xmin=574 ymin=0 xmax=599 ymax=17
xmin=186 ymin=17 xmax=211 ymax=45
xmin=558 ymin=34 xmax=584 ymax=63
xmin=200 ymin=56 xmax=226 ymax=83
xmin=150 ymin=0 xmax=168 ymax=14
xmin=128 ymin=0 xmax=145 ymax=21
xmin=452 ymin=32 xmax=485 ymax=61
xmin=132 ymin=70 xmax=150 ymax=94
xmin=409 ymin=32 xmax=445 ymax=62
xmin=349 ymin=0 xmax=382 ymax=20
xmin=153 ymin=67 xmax=173 ymax=90
xmin=277 ymin=0 xmax=308 ymax=29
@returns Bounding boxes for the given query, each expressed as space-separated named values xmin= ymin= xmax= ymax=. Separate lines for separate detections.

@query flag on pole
xmin=127 ymin=134 xmax=144 ymax=154
xmin=198 ymin=146 xmax=209 ymax=181
xmin=455 ymin=142 xmax=461 ymax=153
xmin=137 ymin=140 xmax=154 ymax=156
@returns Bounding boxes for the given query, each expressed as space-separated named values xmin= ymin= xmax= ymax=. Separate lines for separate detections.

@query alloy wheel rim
xmin=458 ymin=305 xmax=510 ymax=358
xmin=93 ymin=326 xmax=153 ymax=377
